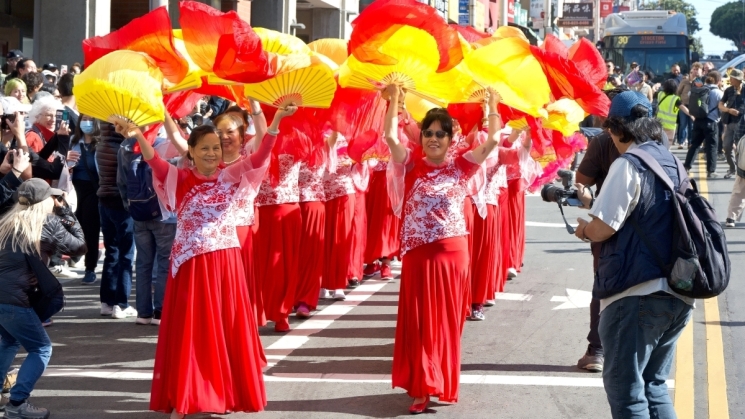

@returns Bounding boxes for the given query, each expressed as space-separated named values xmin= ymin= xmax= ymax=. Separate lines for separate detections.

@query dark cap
xmin=42 ymin=63 xmax=57 ymax=71
xmin=630 ymin=62 xmax=639 ymax=68
xmin=15 ymin=178 xmax=64 ymax=206
xmin=6 ymin=50 xmax=22 ymax=60
xmin=614 ymin=66 xmax=621 ymax=72
xmin=608 ymin=90 xmax=652 ymax=119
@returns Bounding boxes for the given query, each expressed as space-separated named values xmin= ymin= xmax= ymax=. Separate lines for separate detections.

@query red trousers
xmin=324 ymin=194 xmax=355 ymax=290
xmin=364 ymin=170 xmax=400 ymax=262
xmin=296 ymin=201 xmax=325 ymax=310
xmin=470 ymin=204 xmax=499 ymax=305
xmin=348 ymin=191 xmax=367 ymax=279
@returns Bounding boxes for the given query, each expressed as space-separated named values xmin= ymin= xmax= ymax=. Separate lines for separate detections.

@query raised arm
xmin=326 ymin=131 xmax=339 ymax=149
xmin=163 ymin=114 xmax=188 ymax=156
xmin=249 ymin=99 xmax=267 ymax=142
xmin=470 ymin=88 xmax=503 ymax=165
xmin=383 ymin=85 xmax=409 ymax=164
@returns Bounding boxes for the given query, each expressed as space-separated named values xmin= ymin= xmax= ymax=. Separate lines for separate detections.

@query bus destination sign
xmin=610 ymin=35 xmax=686 ymax=48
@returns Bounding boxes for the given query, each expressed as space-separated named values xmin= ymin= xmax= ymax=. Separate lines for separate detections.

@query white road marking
xmin=551 ymin=289 xmax=593 ymax=310
xmin=494 ymin=293 xmax=533 ymax=301
xmin=526 ymin=221 xmax=577 ymax=228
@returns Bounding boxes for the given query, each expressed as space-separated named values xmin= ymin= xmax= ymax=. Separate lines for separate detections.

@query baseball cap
xmin=608 ymin=90 xmax=652 ymax=119
xmin=42 ymin=63 xmax=57 ymax=71
xmin=729 ymin=69 xmax=744 ymax=81
xmin=0 ymin=96 xmax=32 ymax=114
xmin=6 ymin=50 xmax=22 ymax=60
xmin=15 ymin=178 xmax=64 ymax=206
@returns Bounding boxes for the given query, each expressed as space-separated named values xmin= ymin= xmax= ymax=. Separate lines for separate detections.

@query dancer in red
xmin=348 ymin=160 xmax=370 ymax=284
xmin=295 ymin=144 xmax=328 ymax=316
xmin=126 ymin=106 xmax=294 ymax=418
xmin=385 ymin=85 xmax=502 ymax=414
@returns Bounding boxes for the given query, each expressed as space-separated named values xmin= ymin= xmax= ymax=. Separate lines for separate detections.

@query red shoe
xmin=274 ymin=317 xmax=290 ymax=332
xmin=363 ymin=262 xmax=380 ymax=278
xmin=409 ymin=395 xmax=430 ymax=415
xmin=380 ymin=264 xmax=393 ymax=280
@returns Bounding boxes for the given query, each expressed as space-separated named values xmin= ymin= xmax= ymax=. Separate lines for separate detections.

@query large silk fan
xmin=244 ymin=57 xmax=337 ymax=108
xmin=74 ymin=50 xmax=165 ymax=127
xmin=254 ymin=27 xmax=310 ymax=55
xmin=308 ymin=38 xmax=349 ymax=65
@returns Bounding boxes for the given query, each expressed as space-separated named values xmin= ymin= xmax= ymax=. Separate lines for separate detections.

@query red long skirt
xmin=392 ymin=237 xmax=470 ymax=403
xmin=296 ymin=201 xmax=325 ymax=310
xmin=497 ymin=190 xmax=511 ymax=292
xmin=463 ymin=198 xmax=475 ymax=306
xmin=254 ymin=203 xmax=302 ymax=323
xmin=150 ymin=249 xmax=267 ymax=414
xmin=348 ymin=191 xmax=367 ymax=280
xmin=507 ymin=179 xmax=526 ymax=272
xmin=470 ymin=204 xmax=499 ymax=305
xmin=489 ymin=203 xmax=503 ymax=296
xmin=236 ymin=226 xmax=265 ymax=327
xmin=324 ymin=194 xmax=355 ymax=290
xmin=364 ymin=170 xmax=401 ymax=263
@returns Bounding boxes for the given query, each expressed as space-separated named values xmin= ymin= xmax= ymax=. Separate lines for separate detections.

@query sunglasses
xmin=422 ymin=129 xmax=448 ymax=139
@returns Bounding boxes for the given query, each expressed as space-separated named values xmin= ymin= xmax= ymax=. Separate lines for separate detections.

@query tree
xmin=690 ymin=36 xmax=704 ymax=56
xmin=647 ymin=0 xmax=701 ymax=36
xmin=710 ymin=1 xmax=745 ymax=52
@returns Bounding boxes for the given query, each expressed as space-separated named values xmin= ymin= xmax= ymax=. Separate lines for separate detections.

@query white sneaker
xmin=67 ymin=258 xmax=85 ymax=269
xmin=319 ymin=288 xmax=331 ymax=300
xmin=50 ymin=265 xmax=80 ymax=279
xmin=333 ymin=289 xmax=346 ymax=301
xmin=135 ymin=317 xmax=152 ymax=325
xmin=112 ymin=306 xmax=138 ymax=319
xmin=100 ymin=303 xmax=113 ymax=316
xmin=507 ymin=268 xmax=518 ymax=279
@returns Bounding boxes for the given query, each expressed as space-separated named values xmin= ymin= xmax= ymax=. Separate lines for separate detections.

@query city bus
xmin=601 ymin=10 xmax=690 ymax=83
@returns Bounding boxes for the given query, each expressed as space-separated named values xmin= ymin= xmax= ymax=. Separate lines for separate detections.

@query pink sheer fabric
xmin=387 ymin=150 xmax=486 ymax=255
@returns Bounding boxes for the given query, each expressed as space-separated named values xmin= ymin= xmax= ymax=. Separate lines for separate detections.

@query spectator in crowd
xmin=3 ymin=79 xmax=29 ymax=105
xmin=70 ymin=63 xmax=82 ymax=75
xmin=684 ymin=71 xmax=724 ymax=178
xmin=25 ymin=96 xmax=62 ymax=153
xmin=630 ymin=70 xmax=654 ymax=102
xmin=15 ymin=59 xmax=36 ymax=78
xmin=40 ymin=71 xmax=57 ymax=85
xmin=71 ymin=115 xmax=101 ymax=285
xmin=0 ymin=177 xmax=86 ymax=419
xmin=57 ymin=73 xmax=78 ymax=135
xmin=719 ymin=69 xmax=745 ymax=179
xmin=725 ymin=129 xmax=745 ymax=227
xmin=676 ymin=62 xmax=703 ymax=149
xmin=669 ymin=64 xmax=683 ymax=86
xmin=656 ymin=79 xmax=681 ymax=144
xmin=625 ymin=62 xmax=639 ymax=85
xmin=38 ymin=83 xmax=60 ymax=101
xmin=96 ymin=122 xmax=136 ymax=320
xmin=20 ymin=72 xmax=44 ymax=103
xmin=575 ymin=91 xmax=694 ymax=419
xmin=117 ymin=135 xmax=177 ymax=326
xmin=41 ymin=64 xmax=58 ymax=77
xmin=605 ymin=60 xmax=614 ymax=74
xmin=703 ymin=62 xmax=715 ymax=74
xmin=2 ymin=50 xmax=23 ymax=75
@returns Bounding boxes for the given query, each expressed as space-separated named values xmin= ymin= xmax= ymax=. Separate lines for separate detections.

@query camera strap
xmin=556 ymin=202 xmax=575 ymax=234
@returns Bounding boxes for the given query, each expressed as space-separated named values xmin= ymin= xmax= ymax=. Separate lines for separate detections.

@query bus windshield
xmin=605 ymin=49 xmax=688 ymax=83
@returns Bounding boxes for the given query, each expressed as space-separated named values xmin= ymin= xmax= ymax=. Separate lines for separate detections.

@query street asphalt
xmin=16 ymin=148 xmax=744 ymax=419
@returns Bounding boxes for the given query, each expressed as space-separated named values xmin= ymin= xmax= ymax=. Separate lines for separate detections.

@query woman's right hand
xmin=56 ymin=120 xmax=71 ymax=136
xmin=114 ymin=120 xmax=141 ymax=139
xmin=11 ymin=149 xmax=30 ymax=174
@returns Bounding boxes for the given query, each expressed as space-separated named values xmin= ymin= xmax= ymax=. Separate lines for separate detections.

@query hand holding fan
xmin=73 ymin=50 xmax=165 ymax=128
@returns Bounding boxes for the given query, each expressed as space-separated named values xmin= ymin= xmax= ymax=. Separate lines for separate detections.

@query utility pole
xmin=544 ymin=0 xmax=552 ymax=38
xmin=593 ymin=0 xmax=601 ymax=43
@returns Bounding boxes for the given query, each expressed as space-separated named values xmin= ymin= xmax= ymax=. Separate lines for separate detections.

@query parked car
xmin=707 ymin=55 xmax=722 ymax=60
xmin=723 ymin=50 xmax=741 ymax=61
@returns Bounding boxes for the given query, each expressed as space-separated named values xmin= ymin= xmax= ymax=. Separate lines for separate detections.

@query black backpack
xmin=125 ymin=154 xmax=162 ymax=222
xmin=626 ymin=148 xmax=730 ymax=299
xmin=688 ymin=84 xmax=713 ymax=120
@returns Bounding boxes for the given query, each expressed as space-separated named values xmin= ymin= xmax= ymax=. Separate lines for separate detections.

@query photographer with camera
xmin=573 ymin=91 xmax=694 ymax=418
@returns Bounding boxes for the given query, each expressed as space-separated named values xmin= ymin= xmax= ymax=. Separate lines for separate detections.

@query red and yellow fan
xmin=74 ymin=50 xmax=165 ymax=127
xmin=243 ymin=55 xmax=337 ymax=109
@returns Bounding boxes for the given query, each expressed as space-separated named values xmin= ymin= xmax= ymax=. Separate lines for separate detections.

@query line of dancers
xmin=117 ymin=86 xmax=538 ymax=417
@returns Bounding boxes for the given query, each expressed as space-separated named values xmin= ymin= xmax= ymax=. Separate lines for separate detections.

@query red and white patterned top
xmin=225 ymin=154 xmax=256 ymax=227
xmin=324 ymin=137 xmax=358 ymax=200
xmin=484 ymin=164 xmax=508 ymax=206
xmin=256 ymin=154 xmax=301 ymax=206
xmin=389 ymin=151 xmax=483 ymax=255
xmin=299 ymin=160 xmax=326 ymax=203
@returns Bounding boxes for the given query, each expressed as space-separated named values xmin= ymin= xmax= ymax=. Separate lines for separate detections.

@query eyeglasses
xmin=422 ymin=129 xmax=448 ymax=139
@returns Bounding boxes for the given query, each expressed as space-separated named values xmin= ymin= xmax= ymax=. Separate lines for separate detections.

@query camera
xmin=541 ymin=170 xmax=582 ymax=207
xmin=1 ymin=114 xmax=16 ymax=130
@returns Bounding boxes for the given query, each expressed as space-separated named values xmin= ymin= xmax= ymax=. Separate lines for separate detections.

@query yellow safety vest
xmin=656 ymin=93 xmax=679 ymax=130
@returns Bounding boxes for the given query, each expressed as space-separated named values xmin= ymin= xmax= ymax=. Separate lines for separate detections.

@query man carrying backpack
xmin=574 ymin=91 xmax=695 ymax=419
xmin=117 ymin=136 xmax=177 ymax=326
xmin=683 ymin=71 xmax=724 ymax=178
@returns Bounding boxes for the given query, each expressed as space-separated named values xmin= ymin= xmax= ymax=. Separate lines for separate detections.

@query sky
xmin=694 ymin=0 xmax=739 ymax=56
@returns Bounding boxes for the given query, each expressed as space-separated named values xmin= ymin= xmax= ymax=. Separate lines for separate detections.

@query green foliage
xmin=690 ymin=36 xmax=704 ymax=55
xmin=710 ymin=1 xmax=745 ymax=51
xmin=647 ymin=0 xmax=701 ymax=35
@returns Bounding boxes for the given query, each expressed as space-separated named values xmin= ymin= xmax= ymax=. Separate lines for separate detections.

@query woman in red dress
xmin=121 ymin=106 xmax=296 ymax=418
xmin=384 ymin=85 xmax=502 ymax=414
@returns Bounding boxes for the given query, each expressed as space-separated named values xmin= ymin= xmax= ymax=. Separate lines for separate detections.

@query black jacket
xmin=2 ymin=134 xmax=71 ymax=181
xmin=95 ymin=122 xmax=125 ymax=209
xmin=0 ymin=171 xmax=22 ymax=216
xmin=0 ymin=210 xmax=86 ymax=308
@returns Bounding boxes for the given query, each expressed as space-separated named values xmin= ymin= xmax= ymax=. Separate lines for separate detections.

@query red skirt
xmin=297 ymin=201 xmax=325 ymax=310
xmin=324 ymin=194 xmax=355 ymax=290
xmin=150 ymin=248 xmax=267 ymax=414
xmin=236 ymin=226 xmax=265 ymax=327
xmin=489 ymin=203 xmax=503 ymax=296
xmin=254 ymin=203 xmax=302 ymax=323
xmin=507 ymin=179 xmax=526 ymax=272
xmin=392 ymin=237 xmax=470 ymax=403
xmin=348 ymin=191 xmax=367 ymax=280
xmin=470 ymin=204 xmax=499 ymax=305
xmin=364 ymin=170 xmax=401 ymax=263
xmin=497 ymin=190 xmax=510 ymax=292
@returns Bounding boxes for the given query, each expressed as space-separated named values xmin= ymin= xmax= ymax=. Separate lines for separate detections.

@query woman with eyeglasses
xmin=384 ymin=84 xmax=502 ymax=414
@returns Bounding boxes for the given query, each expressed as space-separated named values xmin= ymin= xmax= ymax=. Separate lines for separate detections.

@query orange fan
xmin=308 ymin=38 xmax=349 ymax=65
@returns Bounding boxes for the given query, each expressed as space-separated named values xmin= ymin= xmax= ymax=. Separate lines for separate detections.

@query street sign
xmin=600 ymin=0 xmax=612 ymax=18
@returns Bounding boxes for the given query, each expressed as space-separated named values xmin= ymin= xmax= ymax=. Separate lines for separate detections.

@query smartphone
xmin=60 ymin=65 xmax=68 ymax=75
xmin=7 ymin=150 xmax=13 ymax=164
xmin=55 ymin=109 xmax=64 ymax=130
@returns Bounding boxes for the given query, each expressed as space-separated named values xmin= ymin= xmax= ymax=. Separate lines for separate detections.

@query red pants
xmin=348 ymin=191 xmax=367 ymax=279
xmin=470 ymin=204 xmax=499 ymax=305
xmin=324 ymin=194 xmax=355 ymax=290
xmin=237 ymin=225 xmax=265 ymax=326
xmin=296 ymin=201 xmax=325 ymax=310
xmin=364 ymin=170 xmax=400 ymax=263
xmin=507 ymin=179 xmax=526 ymax=272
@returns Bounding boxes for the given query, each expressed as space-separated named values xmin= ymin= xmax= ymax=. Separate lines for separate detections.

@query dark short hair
xmin=185 ymin=125 xmax=218 ymax=161
xmin=420 ymin=108 xmax=454 ymax=140
xmin=39 ymin=82 xmax=57 ymax=95
xmin=603 ymin=105 xmax=661 ymax=144
xmin=662 ymin=79 xmax=677 ymax=95
xmin=21 ymin=71 xmax=44 ymax=91
xmin=57 ymin=73 xmax=75 ymax=97
xmin=16 ymin=58 xmax=33 ymax=70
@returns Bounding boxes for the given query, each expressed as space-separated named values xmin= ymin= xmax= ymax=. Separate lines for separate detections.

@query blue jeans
xmin=599 ymin=293 xmax=692 ymax=419
xmin=676 ymin=111 xmax=693 ymax=145
xmin=99 ymin=204 xmax=135 ymax=309
xmin=134 ymin=220 xmax=176 ymax=317
xmin=0 ymin=304 xmax=53 ymax=402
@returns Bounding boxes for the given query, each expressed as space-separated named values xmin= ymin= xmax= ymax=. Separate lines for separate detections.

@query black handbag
xmin=25 ymin=254 xmax=65 ymax=321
